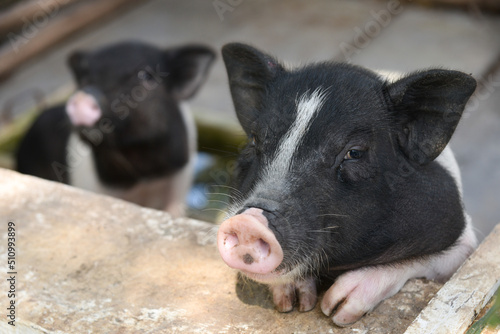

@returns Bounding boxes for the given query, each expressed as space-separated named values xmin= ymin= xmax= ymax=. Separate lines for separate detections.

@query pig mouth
xmin=239 ymin=266 xmax=303 ymax=285
xmin=240 ymin=269 xmax=284 ymax=283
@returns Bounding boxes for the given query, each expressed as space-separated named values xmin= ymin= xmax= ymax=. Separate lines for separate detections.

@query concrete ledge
xmin=0 ymin=168 xmax=460 ymax=333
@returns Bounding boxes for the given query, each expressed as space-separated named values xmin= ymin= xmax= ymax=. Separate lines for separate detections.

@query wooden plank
xmin=467 ymin=285 xmax=500 ymax=333
xmin=411 ymin=0 xmax=500 ymax=12
xmin=0 ymin=0 xmax=82 ymax=36
xmin=0 ymin=0 xmax=141 ymax=82
xmin=405 ymin=224 xmax=500 ymax=334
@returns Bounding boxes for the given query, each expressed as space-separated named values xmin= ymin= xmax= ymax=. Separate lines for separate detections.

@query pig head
xmin=217 ymin=43 xmax=477 ymax=326
xmin=66 ymin=42 xmax=214 ymax=186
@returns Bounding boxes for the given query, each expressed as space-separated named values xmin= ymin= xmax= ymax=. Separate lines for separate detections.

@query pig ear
xmin=222 ymin=43 xmax=283 ymax=132
xmin=166 ymin=45 xmax=216 ymax=100
xmin=386 ymin=69 xmax=476 ymax=165
xmin=67 ymin=51 xmax=89 ymax=83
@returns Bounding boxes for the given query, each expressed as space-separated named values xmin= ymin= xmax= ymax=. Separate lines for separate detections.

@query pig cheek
xmin=66 ymin=91 xmax=102 ymax=127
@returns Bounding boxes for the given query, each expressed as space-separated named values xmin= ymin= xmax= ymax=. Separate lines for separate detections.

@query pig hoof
xmin=272 ymin=284 xmax=295 ymax=312
xmin=271 ymin=277 xmax=317 ymax=313
xmin=296 ymin=278 xmax=317 ymax=312
xmin=320 ymin=266 xmax=408 ymax=326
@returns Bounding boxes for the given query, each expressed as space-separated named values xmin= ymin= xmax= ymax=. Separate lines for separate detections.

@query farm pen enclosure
xmin=1 ymin=0 xmax=500 ymax=332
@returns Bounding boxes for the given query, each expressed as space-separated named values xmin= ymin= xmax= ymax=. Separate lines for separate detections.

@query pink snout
xmin=66 ymin=91 xmax=102 ymax=127
xmin=217 ymin=209 xmax=283 ymax=275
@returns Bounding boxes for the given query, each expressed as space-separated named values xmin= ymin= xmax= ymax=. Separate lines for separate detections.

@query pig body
xmin=217 ymin=43 xmax=477 ymax=326
xmin=16 ymin=41 xmax=215 ymax=216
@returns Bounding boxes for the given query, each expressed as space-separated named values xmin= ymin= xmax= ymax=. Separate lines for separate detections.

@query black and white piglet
xmin=16 ymin=41 xmax=215 ymax=216
xmin=217 ymin=43 xmax=477 ymax=326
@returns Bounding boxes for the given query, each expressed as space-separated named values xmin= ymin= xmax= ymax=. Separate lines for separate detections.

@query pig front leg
xmin=321 ymin=221 xmax=477 ymax=326
xmin=320 ymin=265 xmax=416 ymax=326
xmin=270 ymin=277 xmax=318 ymax=313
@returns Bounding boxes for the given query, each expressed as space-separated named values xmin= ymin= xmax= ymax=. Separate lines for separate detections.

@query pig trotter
xmin=320 ymin=267 xmax=406 ymax=327
xmin=296 ymin=278 xmax=318 ymax=312
xmin=271 ymin=283 xmax=295 ymax=312
xmin=271 ymin=277 xmax=317 ymax=313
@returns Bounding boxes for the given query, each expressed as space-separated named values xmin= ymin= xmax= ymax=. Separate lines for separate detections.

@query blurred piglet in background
xmin=16 ymin=41 xmax=215 ymax=217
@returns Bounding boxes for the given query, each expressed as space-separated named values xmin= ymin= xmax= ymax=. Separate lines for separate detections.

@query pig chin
xmin=239 ymin=270 xmax=284 ymax=284
xmin=240 ymin=263 xmax=308 ymax=286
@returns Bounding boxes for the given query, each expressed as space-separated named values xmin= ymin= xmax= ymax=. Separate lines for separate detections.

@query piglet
xmin=217 ymin=43 xmax=477 ymax=326
xmin=16 ymin=41 xmax=215 ymax=216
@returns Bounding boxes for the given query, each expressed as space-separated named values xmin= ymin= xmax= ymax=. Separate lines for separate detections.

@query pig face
xmin=66 ymin=42 xmax=215 ymax=186
xmin=218 ymin=43 xmax=476 ymax=324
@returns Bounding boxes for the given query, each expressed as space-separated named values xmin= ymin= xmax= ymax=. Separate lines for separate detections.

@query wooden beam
xmin=410 ymin=0 xmax=500 ymax=12
xmin=0 ymin=0 xmax=82 ymax=37
xmin=0 ymin=0 xmax=142 ymax=82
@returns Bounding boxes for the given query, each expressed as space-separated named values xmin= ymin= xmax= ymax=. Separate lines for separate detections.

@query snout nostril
xmin=223 ymin=232 xmax=239 ymax=249
xmin=257 ymin=239 xmax=270 ymax=258
xmin=242 ymin=253 xmax=254 ymax=264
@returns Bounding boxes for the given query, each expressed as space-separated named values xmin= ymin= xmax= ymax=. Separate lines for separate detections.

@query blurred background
xmin=0 ymin=0 xmax=499 ymax=241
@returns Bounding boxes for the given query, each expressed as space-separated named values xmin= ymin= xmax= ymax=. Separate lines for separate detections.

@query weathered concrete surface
xmin=0 ymin=168 xmax=442 ymax=333
xmin=405 ymin=224 xmax=500 ymax=334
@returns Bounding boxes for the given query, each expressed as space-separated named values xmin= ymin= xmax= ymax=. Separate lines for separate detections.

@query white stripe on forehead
xmin=266 ymin=87 xmax=329 ymax=177
xmin=225 ymin=87 xmax=329 ymax=218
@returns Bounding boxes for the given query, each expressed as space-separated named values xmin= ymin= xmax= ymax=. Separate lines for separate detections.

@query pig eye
xmin=137 ymin=70 xmax=153 ymax=81
xmin=249 ymin=134 xmax=257 ymax=146
xmin=344 ymin=148 xmax=365 ymax=161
